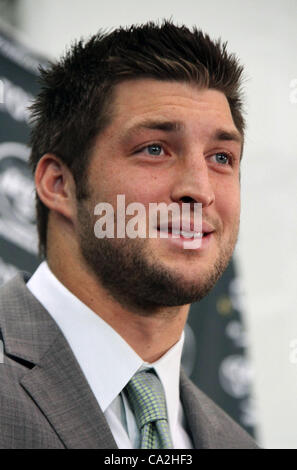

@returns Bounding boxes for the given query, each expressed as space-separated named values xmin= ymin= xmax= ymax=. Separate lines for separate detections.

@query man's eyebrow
xmin=122 ymin=119 xmax=184 ymax=140
xmin=212 ymin=128 xmax=243 ymax=144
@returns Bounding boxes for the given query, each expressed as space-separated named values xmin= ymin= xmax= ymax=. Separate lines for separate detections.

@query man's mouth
xmin=156 ymin=222 xmax=215 ymax=239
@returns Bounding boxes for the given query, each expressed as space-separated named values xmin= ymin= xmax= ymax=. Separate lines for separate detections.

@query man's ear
xmin=35 ymin=153 xmax=76 ymax=221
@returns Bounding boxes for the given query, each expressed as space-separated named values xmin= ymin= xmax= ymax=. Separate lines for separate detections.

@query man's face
xmin=76 ymin=79 xmax=242 ymax=312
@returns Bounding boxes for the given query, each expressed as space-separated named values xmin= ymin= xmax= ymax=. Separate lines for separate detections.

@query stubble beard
xmin=77 ymin=202 xmax=239 ymax=315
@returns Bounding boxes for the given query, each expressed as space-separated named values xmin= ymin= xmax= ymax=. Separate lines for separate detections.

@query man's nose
xmin=170 ymin=155 xmax=215 ymax=208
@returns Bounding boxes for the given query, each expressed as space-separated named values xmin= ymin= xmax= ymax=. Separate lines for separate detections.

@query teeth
xmin=158 ymin=228 xmax=203 ymax=238
xmin=180 ymin=231 xmax=202 ymax=238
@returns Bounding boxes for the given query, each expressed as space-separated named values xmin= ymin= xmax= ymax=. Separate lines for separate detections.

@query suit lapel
xmin=0 ymin=272 xmax=117 ymax=449
xmin=180 ymin=367 xmax=213 ymax=449
xmin=20 ymin=332 xmax=118 ymax=448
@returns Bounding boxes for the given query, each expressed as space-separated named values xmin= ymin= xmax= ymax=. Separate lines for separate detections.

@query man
xmin=0 ymin=21 xmax=258 ymax=449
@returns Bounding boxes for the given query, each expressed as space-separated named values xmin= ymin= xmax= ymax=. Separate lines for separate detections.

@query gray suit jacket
xmin=0 ymin=272 xmax=258 ymax=449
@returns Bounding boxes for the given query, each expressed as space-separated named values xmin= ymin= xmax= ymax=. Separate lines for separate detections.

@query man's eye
xmin=142 ymin=144 xmax=165 ymax=156
xmin=209 ymin=152 xmax=232 ymax=165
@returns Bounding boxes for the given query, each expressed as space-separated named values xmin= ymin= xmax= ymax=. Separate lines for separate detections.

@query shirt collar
xmin=27 ymin=261 xmax=184 ymax=431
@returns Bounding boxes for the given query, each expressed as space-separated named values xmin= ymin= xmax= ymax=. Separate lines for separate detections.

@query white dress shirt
xmin=27 ymin=261 xmax=193 ymax=449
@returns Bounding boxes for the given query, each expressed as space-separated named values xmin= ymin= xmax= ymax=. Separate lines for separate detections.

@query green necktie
xmin=125 ymin=369 xmax=174 ymax=449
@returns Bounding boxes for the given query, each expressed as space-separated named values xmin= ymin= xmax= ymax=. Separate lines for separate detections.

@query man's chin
xmin=100 ymin=265 xmax=222 ymax=312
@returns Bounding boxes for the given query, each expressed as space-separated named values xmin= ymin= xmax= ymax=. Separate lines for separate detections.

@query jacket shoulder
xmin=0 ymin=273 xmax=64 ymax=448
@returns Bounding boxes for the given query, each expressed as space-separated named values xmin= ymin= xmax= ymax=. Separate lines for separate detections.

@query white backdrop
xmin=4 ymin=0 xmax=297 ymax=448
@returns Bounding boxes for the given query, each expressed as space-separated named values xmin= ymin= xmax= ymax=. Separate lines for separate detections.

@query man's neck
xmin=47 ymin=255 xmax=189 ymax=363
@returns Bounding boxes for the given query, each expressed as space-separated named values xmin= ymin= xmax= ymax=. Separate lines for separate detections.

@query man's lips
xmin=156 ymin=221 xmax=215 ymax=238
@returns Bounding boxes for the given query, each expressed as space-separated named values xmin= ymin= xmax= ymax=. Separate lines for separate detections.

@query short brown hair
xmin=29 ymin=20 xmax=245 ymax=258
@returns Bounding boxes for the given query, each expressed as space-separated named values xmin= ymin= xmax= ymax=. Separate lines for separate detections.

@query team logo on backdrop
xmin=218 ymin=354 xmax=253 ymax=398
xmin=219 ymin=352 xmax=256 ymax=428
xmin=0 ymin=77 xmax=34 ymax=123
xmin=0 ymin=142 xmax=38 ymax=254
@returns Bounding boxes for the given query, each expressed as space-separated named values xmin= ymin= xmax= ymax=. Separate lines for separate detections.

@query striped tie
xmin=125 ymin=369 xmax=173 ymax=449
